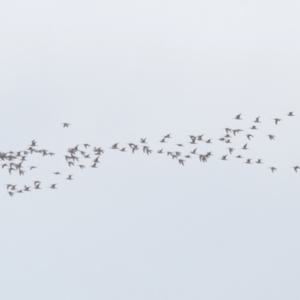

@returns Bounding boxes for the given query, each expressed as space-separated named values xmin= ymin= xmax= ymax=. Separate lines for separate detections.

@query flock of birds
xmin=2 ymin=113 xmax=299 ymax=197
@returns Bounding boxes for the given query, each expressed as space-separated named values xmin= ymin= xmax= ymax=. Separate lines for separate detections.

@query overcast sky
xmin=1 ymin=1 xmax=300 ymax=299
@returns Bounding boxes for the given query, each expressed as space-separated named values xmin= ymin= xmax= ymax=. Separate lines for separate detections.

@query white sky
xmin=1 ymin=1 xmax=300 ymax=299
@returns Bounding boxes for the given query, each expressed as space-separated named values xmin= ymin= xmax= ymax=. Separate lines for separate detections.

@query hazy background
xmin=1 ymin=1 xmax=300 ymax=299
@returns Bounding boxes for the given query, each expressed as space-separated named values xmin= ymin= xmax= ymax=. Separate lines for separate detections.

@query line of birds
xmin=2 ymin=113 xmax=300 ymax=197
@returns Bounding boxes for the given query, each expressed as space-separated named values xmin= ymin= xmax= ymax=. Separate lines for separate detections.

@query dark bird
xmin=274 ymin=118 xmax=281 ymax=125
xmin=66 ymin=175 xmax=73 ymax=180
xmin=191 ymin=148 xmax=197 ymax=155
xmin=254 ymin=117 xmax=261 ymax=123
xmin=50 ymin=184 xmax=57 ymax=189
xmin=83 ymin=144 xmax=90 ymax=148
xmin=120 ymin=147 xmax=126 ymax=152
xmin=221 ymin=155 xmax=228 ymax=161
xmin=246 ymin=134 xmax=253 ymax=140
xmin=250 ymin=126 xmax=258 ymax=130
xmin=287 ymin=112 xmax=295 ymax=116
xmin=228 ymin=148 xmax=234 ymax=154
xmin=178 ymin=159 xmax=185 ymax=166
xmin=270 ymin=167 xmax=277 ymax=173
xmin=242 ymin=144 xmax=248 ymax=150
xmin=79 ymin=165 xmax=85 ymax=169
xmin=224 ymin=128 xmax=232 ymax=134
xmin=256 ymin=159 xmax=263 ymax=164
xmin=30 ymin=140 xmax=37 ymax=147
xmin=54 ymin=172 xmax=61 ymax=175
xmin=293 ymin=166 xmax=300 ymax=173
xmin=206 ymin=139 xmax=212 ymax=144
xmin=8 ymin=191 xmax=14 ymax=197
xmin=110 ymin=143 xmax=119 ymax=149
xmin=234 ymin=114 xmax=242 ymax=120
xmin=140 ymin=138 xmax=147 ymax=143
xmin=30 ymin=166 xmax=37 ymax=170
xmin=63 ymin=123 xmax=71 ymax=128
xmin=157 ymin=149 xmax=163 ymax=154
xmin=176 ymin=144 xmax=184 ymax=147
xmin=267 ymin=135 xmax=275 ymax=140
xmin=245 ymin=159 xmax=252 ymax=164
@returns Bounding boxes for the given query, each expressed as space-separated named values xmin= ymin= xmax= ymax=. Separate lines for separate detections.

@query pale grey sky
xmin=1 ymin=1 xmax=300 ymax=299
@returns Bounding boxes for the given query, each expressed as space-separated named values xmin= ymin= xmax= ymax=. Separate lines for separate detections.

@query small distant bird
xmin=267 ymin=135 xmax=275 ymax=140
xmin=110 ymin=143 xmax=119 ymax=149
xmin=224 ymin=128 xmax=232 ymax=133
xmin=256 ymin=159 xmax=263 ymax=164
xmin=63 ymin=123 xmax=71 ymax=128
xmin=191 ymin=148 xmax=197 ymax=155
xmin=206 ymin=139 xmax=212 ymax=144
xmin=246 ymin=134 xmax=253 ymax=140
xmin=30 ymin=166 xmax=37 ymax=170
xmin=274 ymin=118 xmax=281 ymax=125
xmin=287 ymin=112 xmax=295 ymax=116
xmin=54 ymin=172 xmax=61 ymax=175
xmin=221 ymin=155 xmax=228 ymax=161
xmin=8 ymin=191 xmax=14 ymax=197
xmin=293 ymin=166 xmax=300 ymax=173
xmin=140 ymin=138 xmax=147 ymax=143
xmin=234 ymin=114 xmax=242 ymax=120
xmin=254 ymin=117 xmax=261 ymax=123
xmin=30 ymin=140 xmax=37 ymax=147
xmin=66 ymin=175 xmax=73 ymax=180
xmin=50 ymin=184 xmax=57 ymax=189
xmin=120 ymin=147 xmax=126 ymax=152
xmin=242 ymin=144 xmax=248 ymax=150
xmin=176 ymin=144 xmax=184 ymax=147
xmin=236 ymin=155 xmax=243 ymax=159
xmin=157 ymin=149 xmax=163 ymax=154
xmin=83 ymin=144 xmax=90 ymax=148
xmin=178 ymin=159 xmax=185 ymax=166
xmin=250 ymin=126 xmax=258 ymax=130
xmin=270 ymin=167 xmax=277 ymax=173
xmin=79 ymin=165 xmax=85 ymax=169
xmin=245 ymin=159 xmax=252 ymax=164
xmin=228 ymin=148 xmax=234 ymax=154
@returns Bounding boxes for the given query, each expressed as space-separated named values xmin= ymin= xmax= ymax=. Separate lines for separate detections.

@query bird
xmin=66 ymin=175 xmax=73 ymax=180
xmin=246 ymin=134 xmax=253 ymax=140
xmin=228 ymin=148 xmax=234 ymax=154
xmin=270 ymin=167 xmax=277 ymax=173
xmin=110 ymin=143 xmax=119 ymax=149
xmin=178 ymin=159 xmax=185 ymax=166
xmin=293 ymin=166 xmax=300 ymax=173
xmin=274 ymin=118 xmax=281 ymax=125
xmin=234 ymin=114 xmax=242 ymax=120
xmin=242 ymin=144 xmax=248 ymax=150
xmin=221 ymin=155 xmax=228 ymax=161
xmin=54 ymin=172 xmax=61 ymax=175
xmin=245 ymin=159 xmax=252 ymax=164
xmin=287 ymin=112 xmax=295 ymax=116
xmin=63 ymin=123 xmax=71 ymax=128
xmin=267 ymin=135 xmax=275 ymax=140
xmin=50 ymin=184 xmax=57 ymax=189
xmin=254 ymin=117 xmax=261 ymax=123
